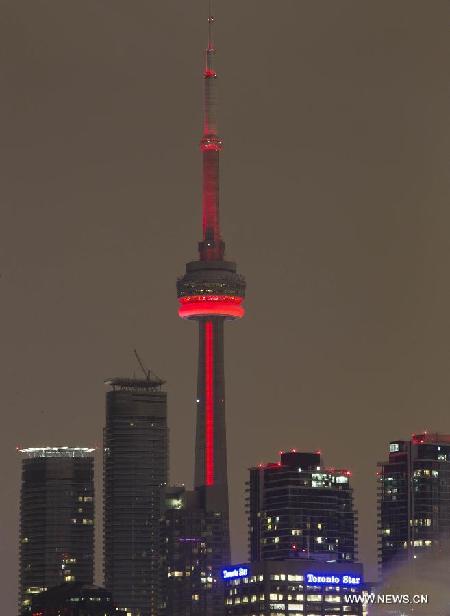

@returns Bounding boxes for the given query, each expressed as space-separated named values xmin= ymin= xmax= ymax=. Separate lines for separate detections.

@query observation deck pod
xmin=177 ymin=259 xmax=246 ymax=320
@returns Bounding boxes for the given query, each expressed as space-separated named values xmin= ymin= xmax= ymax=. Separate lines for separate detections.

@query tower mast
xmin=200 ymin=0 xmax=224 ymax=261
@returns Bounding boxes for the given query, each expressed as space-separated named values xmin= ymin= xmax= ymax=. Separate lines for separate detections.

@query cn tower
xmin=177 ymin=1 xmax=246 ymax=553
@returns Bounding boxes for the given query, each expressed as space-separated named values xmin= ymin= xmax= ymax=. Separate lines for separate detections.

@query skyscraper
xmin=377 ymin=433 xmax=450 ymax=575
xmin=176 ymin=0 xmax=245 ymax=556
xmin=18 ymin=447 xmax=95 ymax=614
xmin=160 ymin=486 xmax=229 ymax=616
xmin=103 ymin=377 xmax=168 ymax=616
xmin=248 ymin=451 xmax=357 ymax=563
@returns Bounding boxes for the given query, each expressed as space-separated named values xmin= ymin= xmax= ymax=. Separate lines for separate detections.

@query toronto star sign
xmin=222 ymin=567 xmax=362 ymax=587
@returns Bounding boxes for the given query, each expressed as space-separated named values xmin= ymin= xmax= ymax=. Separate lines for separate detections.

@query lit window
xmin=335 ymin=476 xmax=349 ymax=484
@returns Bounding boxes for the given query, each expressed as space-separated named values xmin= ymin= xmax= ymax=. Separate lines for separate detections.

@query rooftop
xmin=18 ymin=446 xmax=95 ymax=458
xmin=252 ymin=450 xmax=352 ymax=476
xmin=412 ymin=432 xmax=450 ymax=445
xmin=105 ymin=376 xmax=165 ymax=391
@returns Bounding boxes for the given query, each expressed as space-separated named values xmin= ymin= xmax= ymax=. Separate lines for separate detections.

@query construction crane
xmin=133 ymin=349 xmax=165 ymax=385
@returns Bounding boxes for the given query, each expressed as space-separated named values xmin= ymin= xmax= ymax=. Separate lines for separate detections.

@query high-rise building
xmin=103 ymin=377 xmax=168 ymax=616
xmin=248 ymin=451 xmax=357 ymax=563
xmin=18 ymin=447 xmax=95 ymax=614
xmin=377 ymin=432 xmax=450 ymax=574
xmin=160 ymin=486 xmax=229 ymax=616
xmin=222 ymin=560 xmax=366 ymax=616
xmin=27 ymin=582 xmax=127 ymax=616
xmin=176 ymin=3 xmax=246 ymax=523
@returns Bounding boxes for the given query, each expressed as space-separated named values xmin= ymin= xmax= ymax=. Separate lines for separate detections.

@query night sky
xmin=1 ymin=1 xmax=449 ymax=610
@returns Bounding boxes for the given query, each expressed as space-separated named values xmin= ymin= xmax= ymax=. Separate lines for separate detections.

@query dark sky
xmin=1 ymin=0 xmax=449 ymax=609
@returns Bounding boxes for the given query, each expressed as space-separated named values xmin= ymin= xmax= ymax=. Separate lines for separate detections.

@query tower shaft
xmin=195 ymin=318 xmax=228 ymax=512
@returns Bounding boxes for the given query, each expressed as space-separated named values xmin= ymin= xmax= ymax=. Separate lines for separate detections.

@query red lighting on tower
xmin=178 ymin=295 xmax=244 ymax=319
xmin=205 ymin=320 xmax=214 ymax=486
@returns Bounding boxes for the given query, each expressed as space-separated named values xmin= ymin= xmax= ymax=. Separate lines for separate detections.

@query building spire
xmin=200 ymin=0 xmax=224 ymax=261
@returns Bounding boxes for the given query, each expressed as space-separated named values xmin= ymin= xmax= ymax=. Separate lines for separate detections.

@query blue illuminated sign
xmin=222 ymin=566 xmax=249 ymax=580
xmin=306 ymin=573 xmax=362 ymax=586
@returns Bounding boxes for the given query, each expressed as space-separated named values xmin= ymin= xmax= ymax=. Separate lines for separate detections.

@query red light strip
xmin=178 ymin=295 xmax=245 ymax=319
xmin=180 ymin=295 xmax=242 ymax=305
xmin=205 ymin=320 xmax=214 ymax=486
xmin=179 ymin=303 xmax=244 ymax=319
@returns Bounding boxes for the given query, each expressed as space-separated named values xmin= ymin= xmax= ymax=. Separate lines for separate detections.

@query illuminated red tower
xmin=177 ymin=2 xmax=245 ymax=546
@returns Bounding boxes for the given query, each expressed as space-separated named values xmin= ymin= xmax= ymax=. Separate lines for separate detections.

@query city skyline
xmin=1 ymin=2 xmax=449 ymax=613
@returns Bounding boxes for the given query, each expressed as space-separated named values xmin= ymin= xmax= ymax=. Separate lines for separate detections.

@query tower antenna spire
xmin=208 ymin=0 xmax=214 ymax=50
xmin=200 ymin=0 xmax=223 ymax=261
